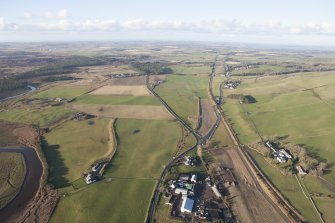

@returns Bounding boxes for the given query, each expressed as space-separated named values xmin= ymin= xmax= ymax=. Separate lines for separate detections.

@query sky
xmin=1 ymin=0 xmax=335 ymax=46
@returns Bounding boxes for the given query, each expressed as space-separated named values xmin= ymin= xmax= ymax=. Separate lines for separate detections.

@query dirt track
xmin=208 ymin=147 xmax=288 ymax=223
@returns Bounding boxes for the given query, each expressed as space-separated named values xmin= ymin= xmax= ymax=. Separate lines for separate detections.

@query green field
xmin=0 ymin=107 xmax=75 ymax=127
xmin=50 ymin=119 xmax=182 ymax=223
xmin=155 ymin=74 xmax=209 ymax=128
xmin=222 ymin=71 xmax=335 ymax=222
xmin=50 ymin=179 xmax=156 ymax=223
xmin=105 ymin=119 xmax=181 ymax=178
xmin=250 ymin=150 xmax=320 ymax=223
xmin=44 ymin=118 xmax=111 ymax=187
xmin=231 ymin=64 xmax=287 ymax=75
xmin=313 ymin=197 xmax=335 ymax=223
xmin=75 ymin=94 xmax=161 ymax=105
xmin=33 ymin=86 xmax=89 ymax=99
xmin=170 ymin=64 xmax=211 ymax=75
xmin=0 ymin=152 xmax=26 ymax=209
xmin=212 ymin=76 xmax=224 ymax=96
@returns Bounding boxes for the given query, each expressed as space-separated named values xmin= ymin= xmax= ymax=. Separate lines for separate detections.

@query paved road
xmin=0 ymin=147 xmax=43 ymax=222
xmin=145 ymin=75 xmax=201 ymax=223
xmin=146 ymin=55 xmax=297 ymax=223
xmin=145 ymin=57 xmax=221 ymax=222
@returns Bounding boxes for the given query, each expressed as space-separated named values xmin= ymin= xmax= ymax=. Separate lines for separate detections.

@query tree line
xmin=131 ymin=62 xmax=173 ymax=75
xmin=15 ymin=56 xmax=105 ymax=80
xmin=0 ymin=78 xmax=27 ymax=93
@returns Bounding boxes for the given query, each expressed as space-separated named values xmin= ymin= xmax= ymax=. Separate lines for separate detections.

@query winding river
xmin=0 ymin=147 xmax=43 ymax=222
xmin=0 ymin=85 xmax=37 ymax=102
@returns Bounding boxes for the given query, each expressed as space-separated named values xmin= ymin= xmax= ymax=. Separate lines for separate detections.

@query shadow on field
xmin=297 ymin=144 xmax=327 ymax=163
xmin=104 ymin=126 xmax=122 ymax=175
xmin=41 ymin=137 xmax=70 ymax=188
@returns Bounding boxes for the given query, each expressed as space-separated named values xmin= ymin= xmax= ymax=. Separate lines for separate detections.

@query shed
xmin=190 ymin=174 xmax=197 ymax=183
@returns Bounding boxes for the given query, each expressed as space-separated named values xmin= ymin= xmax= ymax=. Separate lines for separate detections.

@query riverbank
xmin=0 ymin=147 xmax=42 ymax=222
xmin=0 ymin=85 xmax=37 ymax=102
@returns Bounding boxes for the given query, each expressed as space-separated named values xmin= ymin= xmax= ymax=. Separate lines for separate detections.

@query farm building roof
xmin=184 ymin=198 xmax=194 ymax=211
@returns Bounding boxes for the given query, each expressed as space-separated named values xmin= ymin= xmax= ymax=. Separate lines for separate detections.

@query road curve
xmin=145 ymin=75 xmax=201 ymax=223
xmin=0 ymin=147 xmax=43 ymax=222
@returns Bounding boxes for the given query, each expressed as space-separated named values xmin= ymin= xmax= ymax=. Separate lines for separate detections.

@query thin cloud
xmin=1 ymin=18 xmax=335 ymax=36
xmin=44 ymin=9 xmax=70 ymax=20
xmin=0 ymin=17 xmax=4 ymax=30
xmin=23 ymin=12 xmax=33 ymax=19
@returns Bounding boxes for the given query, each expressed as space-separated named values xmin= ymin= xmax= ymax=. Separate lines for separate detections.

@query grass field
xmin=211 ymin=121 xmax=234 ymax=146
xmin=0 ymin=107 xmax=75 ymax=127
xmin=105 ymin=119 xmax=181 ymax=178
xmin=231 ymin=65 xmax=287 ymax=75
xmin=33 ymin=86 xmax=89 ymax=99
xmin=50 ymin=119 xmax=182 ymax=223
xmin=44 ymin=118 xmax=111 ymax=187
xmin=313 ymin=197 xmax=335 ymax=223
xmin=90 ymin=85 xmax=150 ymax=96
xmin=50 ymin=179 xmax=156 ymax=223
xmin=249 ymin=150 xmax=320 ymax=223
xmin=170 ymin=64 xmax=211 ymax=75
xmin=222 ymin=71 xmax=335 ymax=222
xmin=212 ymin=76 xmax=224 ymax=96
xmin=71 ymin=104 xmax=173 ymax=120
xmin=75 ymin=94 xmax=161 ymax=105
xmin=0 ymin=152 xmax=26 ymax=209
xmin=155 ymin=74 xmax=209 ymax=128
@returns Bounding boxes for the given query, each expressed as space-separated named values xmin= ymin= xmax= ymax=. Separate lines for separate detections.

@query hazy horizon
xmin=1 ymin=0 xmax=335 ymax=46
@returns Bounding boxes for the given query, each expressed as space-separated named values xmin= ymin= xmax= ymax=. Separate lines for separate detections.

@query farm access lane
xmin=145 ymin=58 xmax=226 ymax=222
xmin=145 ymin=74 xmax=202 ymax=223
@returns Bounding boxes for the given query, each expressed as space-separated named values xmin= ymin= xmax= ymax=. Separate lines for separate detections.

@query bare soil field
xmin=109 ymin=76 xmax=146 ymax=85
xmin=198 ymin=99 xmax=217 ymax=135
xmin=207 ymin=147 xmax=287 ymax=223
xmin=70 ymin=104 xmax=174 ymax=120
xmin=90 ymin=85 xmax=151 ymax=96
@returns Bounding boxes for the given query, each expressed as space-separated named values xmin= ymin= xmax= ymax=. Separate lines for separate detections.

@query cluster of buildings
xmin=165 ymin=173 xmax=233 ymax=222
xmin=224 ymin=80 xmax=240 ymax=89
xmin=183 ymin=156 xmax=195 ymax=166
xmin=112 ymin=73 xmax=138 ymax=78
xmin=84 ymin=161 xmax=107 ymax=184
xmin=265 ymin=141 xmax=292 ymax=163
xmin=168 ymin=174 xmax=198 ymax=214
